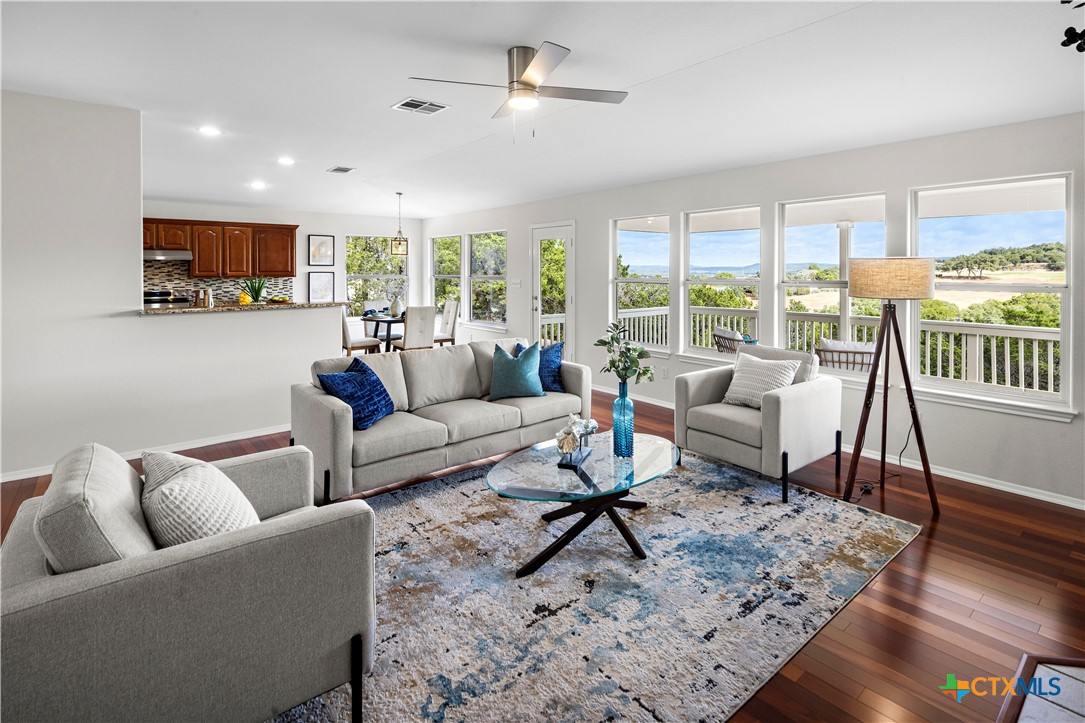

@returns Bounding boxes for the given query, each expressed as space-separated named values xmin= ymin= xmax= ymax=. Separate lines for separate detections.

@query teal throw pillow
xmin=490 ymin=342 xmax=544 ymax=401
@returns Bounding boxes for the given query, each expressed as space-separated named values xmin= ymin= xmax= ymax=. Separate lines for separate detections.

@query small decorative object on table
xmin=594 ymin=322 xmax=654 ymax=458
xmin=238 ymin=276 xmax=268 ymax=304
xmin=556 ymin=414 xmax=598 ymax=471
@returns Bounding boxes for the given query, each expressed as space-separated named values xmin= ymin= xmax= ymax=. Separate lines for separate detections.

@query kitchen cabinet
xmin=143 ymin=218 xmax=296 ymax=278
xmin=254 ymin=227 xmax=296 ymax=277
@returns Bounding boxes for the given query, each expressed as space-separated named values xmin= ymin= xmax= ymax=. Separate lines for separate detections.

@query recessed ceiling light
xmin=278 ymin=157 xmax=295 ymax=166
xmin=198 ymin=126 xmax=222 ymax=137
xmin=249 ymin=180 xmax=267 ymax=190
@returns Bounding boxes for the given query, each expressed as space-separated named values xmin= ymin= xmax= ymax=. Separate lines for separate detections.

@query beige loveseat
xmin=291 ymin=338 xmax=591 ymax=502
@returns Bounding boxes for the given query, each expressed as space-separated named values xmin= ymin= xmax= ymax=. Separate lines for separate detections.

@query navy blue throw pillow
xmin=317 ymin=360 xmax=394 ymax=430
xmin=516 ymin=341 xmax=565 ymax=393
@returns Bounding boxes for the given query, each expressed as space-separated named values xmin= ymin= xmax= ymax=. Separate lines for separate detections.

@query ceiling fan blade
xmin=491 ymin=100 xmax=513 ymax=119
xmin=537 ymin=85 xmax=628 ymax=104
xmin=409 ymin=77 xmax=505 ymax=89
xmin=519 ymin=41 xmax=570 ymax=87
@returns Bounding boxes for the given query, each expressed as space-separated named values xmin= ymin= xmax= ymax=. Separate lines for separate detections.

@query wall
xmin=0 ymin=92 xmax=344 ymax=478
xmin=141 ymin=200 xmax=423 ymax=306
xmin=422 ymin=113 xmax=1085 ymax=507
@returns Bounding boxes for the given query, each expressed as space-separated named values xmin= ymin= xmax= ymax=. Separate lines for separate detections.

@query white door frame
xmin=529 ymin=221 xmax=576 ymax=359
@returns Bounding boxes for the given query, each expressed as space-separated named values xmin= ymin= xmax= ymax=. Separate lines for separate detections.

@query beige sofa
xmin=291 ymin=338 xmax=591 ymax=502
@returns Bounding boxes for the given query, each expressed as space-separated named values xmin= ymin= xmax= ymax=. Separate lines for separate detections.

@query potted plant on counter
xmin=594 ymin=322 xmax=654 ymax=457
xmin=238 ymin=277 xmax=268 ymax=305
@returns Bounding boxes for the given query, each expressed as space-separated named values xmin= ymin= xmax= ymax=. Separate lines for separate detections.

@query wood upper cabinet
xmin=222 ymin=226 xmax=254 ymax=278
xmin=156 ymin=223 xmax=191 ymax=251
xmin=143 ymin=223 xmax=155 ymax=250
xmin=190 ymin=226 xmax=223 ymax=278
xmin=254 ymin=226 xmax=296 ymax=277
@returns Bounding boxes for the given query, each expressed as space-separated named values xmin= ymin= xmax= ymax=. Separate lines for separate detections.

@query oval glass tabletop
xmin=486 ymin=431 xmax=678 ymax=502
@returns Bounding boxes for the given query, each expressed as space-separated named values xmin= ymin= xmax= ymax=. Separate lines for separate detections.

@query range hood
xmin=144 ymin=249 xmax=193 ymax=261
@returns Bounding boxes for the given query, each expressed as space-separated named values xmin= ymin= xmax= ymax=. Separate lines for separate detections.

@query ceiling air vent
xmin=392 ymin=97 xmax=449 ymax=116
xmin=325 ymin=166 xmax=355 ymax=174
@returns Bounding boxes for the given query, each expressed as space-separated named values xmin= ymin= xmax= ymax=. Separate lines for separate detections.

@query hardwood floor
xmin=3 ymin=392 xmax=1082 ymax=722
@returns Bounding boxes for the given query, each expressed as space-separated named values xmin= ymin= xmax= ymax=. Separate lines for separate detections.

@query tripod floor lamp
xmin=842 ymin=257 xmax=940 ymax=514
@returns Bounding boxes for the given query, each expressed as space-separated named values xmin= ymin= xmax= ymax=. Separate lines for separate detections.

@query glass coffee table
xmin=486 ymin=431 xmax=679 ymax=577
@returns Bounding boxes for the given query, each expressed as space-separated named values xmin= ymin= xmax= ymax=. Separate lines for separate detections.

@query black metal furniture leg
xmin=781 ymin=452 xmax=789 ymax=503
xmin=612 ymin=499 xmax=647 ymax=510
xmin=835 ymin=430 xmax=842 ymax=479
xmin=606 ymin=508 xmax=647 ymax=558
xmin=517 ymin=506 xmax=607 ymax=578
xmin=289 ymin=437 xmax=295 ymax=447
xmin=323 ymin=470 xmax=334 ymax=505
xmin=351 ymin=633 xmax=363 ymax=722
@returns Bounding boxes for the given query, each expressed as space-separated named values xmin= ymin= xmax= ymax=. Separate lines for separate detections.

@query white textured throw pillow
xmin=141 ymin=451 xmax=259 ymax=548
xmin=724 ymin=353 xmax=802 ymax=409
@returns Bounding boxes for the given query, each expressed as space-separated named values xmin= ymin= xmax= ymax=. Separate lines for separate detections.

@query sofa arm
xmin=291 ymin=383 xmax=353 ymax=502
xmin=674 ymin=366 xmax=734 ymax=448
xmin=1 ymin=500 xmax=376 ymax=723
xmin=761 ymin=375 xmax=842 ymax=478
xmin=213 ymin=446 xmax=314 ymax=519
xmin=559 ymin=361 xmax=592 ymax=417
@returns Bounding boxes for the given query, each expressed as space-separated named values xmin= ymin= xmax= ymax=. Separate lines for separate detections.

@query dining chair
xmin=434 ymin=299 xmax=459 ymax=346
xmin=391 ymin=306 xmax=437 ymax=351
xmin=342 ymin=307 xmax=381 ymax=355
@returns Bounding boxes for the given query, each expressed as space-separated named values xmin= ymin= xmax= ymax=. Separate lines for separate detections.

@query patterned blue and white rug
xmin=278 ymin=442 xmax=919 ymax=722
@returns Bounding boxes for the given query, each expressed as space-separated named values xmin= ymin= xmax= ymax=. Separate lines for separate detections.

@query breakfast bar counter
xmin=141 ymin=302 xmax=346 ymax=315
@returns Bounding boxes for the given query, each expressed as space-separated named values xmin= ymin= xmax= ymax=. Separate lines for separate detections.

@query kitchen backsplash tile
xmin=143 ymin=261 xmax=293 ymax=301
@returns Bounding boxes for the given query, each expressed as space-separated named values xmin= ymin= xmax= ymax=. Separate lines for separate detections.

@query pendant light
xmin=390 ymin=191 xmax=408 ymax=256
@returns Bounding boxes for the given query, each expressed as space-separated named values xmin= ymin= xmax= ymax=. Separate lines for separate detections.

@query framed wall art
xmin=308 ymin=235 xmax=335 ymax=266
xmin=308 ymin=271 xmax=335 ymax=303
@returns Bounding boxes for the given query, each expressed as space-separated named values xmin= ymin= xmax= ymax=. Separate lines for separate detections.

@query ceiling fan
xmin=410 ymin=41 xmax=628 ymax=119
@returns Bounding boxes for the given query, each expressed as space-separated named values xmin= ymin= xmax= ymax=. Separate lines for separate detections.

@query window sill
xmin=676 ymin=350 xmax=731 ymax=367
xmin=645 ymin=348 xmax=671 ymax=360
xmin=460 ymin=321 xmax=509 ymax=334
xmin=911 ymin=383 xmax=1076 ymax=423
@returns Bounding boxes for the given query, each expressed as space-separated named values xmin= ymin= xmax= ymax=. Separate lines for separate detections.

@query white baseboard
xmin=592 ymin=384 xmax=675 ymax=410
xmin=842 ymin=443 xmax=1085 ymax=511
xmin=1 ymin=424 xmax=291 ymax=484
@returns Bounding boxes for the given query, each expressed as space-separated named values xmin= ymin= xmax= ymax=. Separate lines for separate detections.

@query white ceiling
xmin=3 ymin=2 xmax=1082 ymax=219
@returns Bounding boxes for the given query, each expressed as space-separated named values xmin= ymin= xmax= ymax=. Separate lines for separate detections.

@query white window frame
xmin=613 ymin=214 xmax=672 ymax=351
xmin=344 ymin=235 xmax=409 ymax=317
xmin=431 ymin=234 xmax=463 ymax=320
xmin=683 ymin=205 xmax=762 ymax=358
xmin=467 ymin=230 xmax=508 ymax=329
xmin=909 ymin=173 xmax=1072 ymax=412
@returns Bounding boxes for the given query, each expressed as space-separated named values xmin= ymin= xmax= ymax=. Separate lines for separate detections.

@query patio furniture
xmin=815 ymin=346 xmax=875 ymax=372
xmin=343 ymin=307 xmax=381 ymax=355
xmin=392 ymin=306 xmax=437 ymax=351
xmin=434 ymin=299 xmax=459 ymax=346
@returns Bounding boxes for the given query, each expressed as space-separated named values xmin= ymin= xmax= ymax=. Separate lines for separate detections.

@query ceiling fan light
xmin=507 ymin=88 xmax=539 ymax=111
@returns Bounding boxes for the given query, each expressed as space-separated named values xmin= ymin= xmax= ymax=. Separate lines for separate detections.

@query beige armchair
xmin=674 ymin=345 xmax=842 ymax=501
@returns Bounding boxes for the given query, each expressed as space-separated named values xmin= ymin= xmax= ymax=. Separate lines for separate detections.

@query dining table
xmin=367 ymin=315 xmax=405 ymax=352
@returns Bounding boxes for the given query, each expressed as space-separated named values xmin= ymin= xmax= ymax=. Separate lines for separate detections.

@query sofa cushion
xmin=686 ymin=403 xmax=763 ymax=448
xmin=352 ymin=411 xmax=449 ymax=467
xmin=516 ymin=341 xmax=566 ymax=393
xmin=33 ymin=443 xmax=156 ymax=574
xmin=141 ymin=451 xmax=260 ymax=548
xmin=737 ymin=344 xmax=818 ymax=383
xmin=311 ymin=353 xmax=409 ymax=412
xmin=724 ymin=353 xmax=801 ymax=409
xmin=412 ymin=399 xmax=521 ymax=444
xmin=492 ymin=392 xmax=582 ymax=427
xmin=470 ymin=338 xmax=528 ymax=396
xmin=401 ymin=344 xmax=482 ymax=410
xmin=491 ymin=343 xmax=544 ymax=401
xmin=317 ymin=359 xmax=395 ymax=430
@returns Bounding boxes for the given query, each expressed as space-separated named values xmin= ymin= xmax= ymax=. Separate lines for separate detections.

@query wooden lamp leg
xmin=842 ymin=304 xmax=891 ymax=503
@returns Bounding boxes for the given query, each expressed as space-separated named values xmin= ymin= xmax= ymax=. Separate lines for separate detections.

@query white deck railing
xmin=618 ymin=306 xmax=669 ymax=347
xmin=539 ymin=313 xmax=566 ymax=346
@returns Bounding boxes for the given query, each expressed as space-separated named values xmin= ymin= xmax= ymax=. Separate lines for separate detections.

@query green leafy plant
xmin=594 ymin=322 xmax=654 ymax=384
xmin=238 ymin=277 xmax=268 ymax=303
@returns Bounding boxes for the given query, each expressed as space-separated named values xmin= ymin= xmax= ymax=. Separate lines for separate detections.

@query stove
xmin=144 ymin=289 xmax=192 ymax=310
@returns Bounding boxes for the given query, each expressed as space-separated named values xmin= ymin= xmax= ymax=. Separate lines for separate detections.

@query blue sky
xmin=618 ymin=211 xmax=1064 ymax=270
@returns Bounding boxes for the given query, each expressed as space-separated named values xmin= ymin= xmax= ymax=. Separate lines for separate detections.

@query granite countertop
xmin=140 ymin=302 xmax=346 ymax=315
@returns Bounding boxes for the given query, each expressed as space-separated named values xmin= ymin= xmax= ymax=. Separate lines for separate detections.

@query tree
xmin=920 ymin=299 xmax=961 ymax=321
xmin=1001 ymin=293 xmax=1060 ymax=328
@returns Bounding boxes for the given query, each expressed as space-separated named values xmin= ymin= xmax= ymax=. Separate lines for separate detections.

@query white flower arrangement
xmin=556 ymin=414 xmax=599 ymax=454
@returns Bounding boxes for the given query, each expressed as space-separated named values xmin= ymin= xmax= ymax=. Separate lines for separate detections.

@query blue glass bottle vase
xmin=612 ymin=381 xmax=635 ymax=457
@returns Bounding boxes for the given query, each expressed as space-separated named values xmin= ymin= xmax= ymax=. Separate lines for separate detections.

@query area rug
xmin=277 ymin=437 xmax=920 ymax=722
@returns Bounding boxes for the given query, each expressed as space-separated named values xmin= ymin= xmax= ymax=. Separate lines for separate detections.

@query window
xmin=432 ymin=235 xmax=462 ymax=322
xmin=915 ymin=176 xmax=1067 ymax=397
xmin=615 ymin=216 xmax=670 ymax=348
xmin=345 ymin=236 xmax=408 ymax=315
xmin=781 ymin=195 xmax=886 ymax=353
xmin=469 ymin=231 xmax=507 ymax=325
xmin=687 ymin=207 xmax=760 ymax=353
